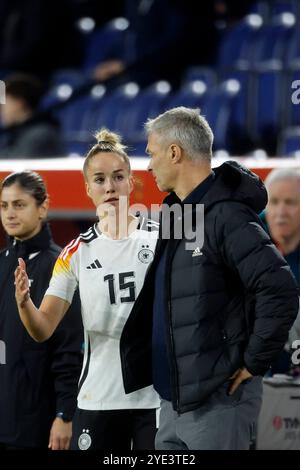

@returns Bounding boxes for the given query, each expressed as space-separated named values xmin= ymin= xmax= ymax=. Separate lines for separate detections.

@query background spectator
xmin=0 ymin=0 xmax=81 ymax=79
xmin=265 ymin=169 xmax=300 ymax=285
xmin=0 ymin=74 xmax=64 ymax=158
xmin=265 ymin=168 xmax=300 ymax=374
xmin=0 ymin=171 xmax=83 ymax=449
xmin=93 ymin=0 xmax=218 ymax=88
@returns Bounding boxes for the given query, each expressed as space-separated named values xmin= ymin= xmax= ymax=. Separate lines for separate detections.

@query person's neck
xmin=14 ymin=223 xmax=43 ymax=241
xmin=277 ymin=234 xmax=300 ymax=255
xmin=174 ymin=162 xmax=212 ymax=201
xmin=98 ymin=213 xmax=138 ymax=239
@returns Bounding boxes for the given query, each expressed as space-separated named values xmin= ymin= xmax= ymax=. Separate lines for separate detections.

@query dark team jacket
xmin=120 ymin=161 xmax=299 ymax=414
xmin=0 ymin=224 xmax=83 ymax=447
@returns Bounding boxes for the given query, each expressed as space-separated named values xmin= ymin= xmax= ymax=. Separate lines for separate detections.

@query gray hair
xmin=265 ymin=168 xmax=300 ymax=189
xmin=145 ymin=107 xmax=213 ymax=162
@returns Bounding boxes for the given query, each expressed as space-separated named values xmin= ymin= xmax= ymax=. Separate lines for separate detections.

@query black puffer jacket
xmin=0 ymin=224 xmax=83 ymax=447
xmin=120 ymin=161 xmax=299 ymax=414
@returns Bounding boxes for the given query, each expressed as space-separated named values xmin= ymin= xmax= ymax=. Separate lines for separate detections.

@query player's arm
xmin=15 ymin=258 xmax=70 ymax=342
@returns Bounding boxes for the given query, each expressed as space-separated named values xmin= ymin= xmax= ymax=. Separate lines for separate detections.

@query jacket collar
xmin=10 ymin=223 xmax=52 ymax=258
xmin=162 ymin=172 xmax=215 ymax=207
xmin=161 ymin=161 xmax=268 ymax=215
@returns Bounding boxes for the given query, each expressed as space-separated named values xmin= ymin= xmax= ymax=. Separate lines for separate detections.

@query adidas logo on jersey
xmin=192 ymin=247 xmax=203 ymax=257
xmin=86 ymin=259 xmax=102 ymax=269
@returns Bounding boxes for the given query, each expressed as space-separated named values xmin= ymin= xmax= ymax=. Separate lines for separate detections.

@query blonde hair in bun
xmin=83 ymin=128 xmax=131 ymax=178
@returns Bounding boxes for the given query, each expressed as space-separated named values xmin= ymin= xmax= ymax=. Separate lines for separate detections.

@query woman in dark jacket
xmin=0 ymin=171 xmax=83 ymax=450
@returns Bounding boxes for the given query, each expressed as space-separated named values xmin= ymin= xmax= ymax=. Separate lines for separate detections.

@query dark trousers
xmin=156 ymin=378 xmax=263 ymax=450
xmin=0 ymin=442 xmax=31 ymax=450
xmin=70 ymin=408 xmax=157 ymax=450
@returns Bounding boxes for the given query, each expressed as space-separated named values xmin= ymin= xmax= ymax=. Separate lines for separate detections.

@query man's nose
xmin=276 ymin=203 xmax=288 ymax=216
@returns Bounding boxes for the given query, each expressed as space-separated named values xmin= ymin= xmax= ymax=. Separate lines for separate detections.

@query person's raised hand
xmin=14 ymin=258 xmax=30 ymax=308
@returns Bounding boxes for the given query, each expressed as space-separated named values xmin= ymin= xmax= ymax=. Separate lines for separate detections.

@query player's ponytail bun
xmin=95 ymin=128 xmax=122 ymax=146
xmin=83 ymin=128 xmax=131 ymax=178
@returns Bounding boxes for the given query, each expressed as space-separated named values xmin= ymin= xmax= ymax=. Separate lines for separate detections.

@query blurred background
xmin=1 ymin=0 xmax=300 ymax=246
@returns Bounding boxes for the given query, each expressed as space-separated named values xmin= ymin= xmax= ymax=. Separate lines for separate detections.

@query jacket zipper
xmin=168 ymin=297 xmax=181 ymax=414
xmin=162 ymin=201 xmax=181 ymax=414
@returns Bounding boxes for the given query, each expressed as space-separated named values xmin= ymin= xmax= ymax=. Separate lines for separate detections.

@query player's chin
xmin=158 ymin=182 xmax=170 ymax=193
xmin=156 ymin=181 xmax=164 ymax=191
xmin=4 ymin=227 xmax=21 ymax=237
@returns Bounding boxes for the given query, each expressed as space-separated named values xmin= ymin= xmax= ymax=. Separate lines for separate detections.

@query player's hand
xmin=14 ymin=258 xmax=30 ymax=308
xmin=48 ymin=417 xmax=72 ymax=450
xmin=228 ymin=367 xmax=253 ymax=395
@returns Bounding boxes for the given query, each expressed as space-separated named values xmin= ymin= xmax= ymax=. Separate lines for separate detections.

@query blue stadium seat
xmin=286 ymin=26 xmax=300 ymax=69
xmin=270 ymin=0 xmax=300 ymax=19
xmin=56 ymin=84 xmax=107 ymax=156
xmin=166 ymin=80 xmax=207 ymax=112
xmin=121 ymin=81 xmax=172 ymax=154
xmin=85 ymin=80 xmax=171 ymax=156
xmin=248 ymin=1 xmax=270 ymax=21
xmin=278 ymin=126 xmax=300 ymax=155
xmin=201 ymin=79 xmax=241 ymax=151
xmin=182 ymin=67 xmax=217 ymax=88
xmin=286 ymin=70 xmax=300 ymax=126
xmin=40 ymin=84 xmax=75 ymax=110
xmin=251 ymin=66 xmax=285 ymax=153
xmin=252 ymin=13 xmax=295 ymax=69
xmin=216 ymin=14 xmax=263 ymax=71
xmin=41 ymin=70 xmax=90 ymax=111
xmin=90 ymin=82 xmax=141 ymax=137
xmin=82 ymin=17 xmax=129 ymax=73
xmin=221 ymin=70 xmax=253 ymax=153
xmin=49 ymin=69 xmax=87 ymax=88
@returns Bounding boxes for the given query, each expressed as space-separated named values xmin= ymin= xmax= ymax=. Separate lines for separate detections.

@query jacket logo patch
xmin=86 ymin=259 xmax=102 ymax=269
xmin=192 ymin=247 xmax=203 ymax=257
xmin=28 ymin=251 xmax=40 ymax=260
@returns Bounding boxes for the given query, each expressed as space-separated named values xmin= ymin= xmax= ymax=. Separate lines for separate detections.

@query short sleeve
xmin=45 ymin=240 xmax=79 ymax=304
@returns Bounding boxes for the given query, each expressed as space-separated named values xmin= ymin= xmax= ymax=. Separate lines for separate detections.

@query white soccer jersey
xmin=46 ymin=217 xmax=160 ymax=411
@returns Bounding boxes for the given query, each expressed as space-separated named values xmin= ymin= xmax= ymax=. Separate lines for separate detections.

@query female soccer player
xmin=14 ymin=129 xmax=160 ymax=451
xmin=0 ymin=170 xmax=82 ymax=450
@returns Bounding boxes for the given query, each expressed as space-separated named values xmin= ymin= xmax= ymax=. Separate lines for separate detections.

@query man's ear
xmin=170 ymin=144 xmax=182 ymax=163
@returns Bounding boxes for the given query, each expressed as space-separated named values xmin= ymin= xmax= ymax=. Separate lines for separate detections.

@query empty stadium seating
xmin=35 ymin=2 xmax=300 ymax=157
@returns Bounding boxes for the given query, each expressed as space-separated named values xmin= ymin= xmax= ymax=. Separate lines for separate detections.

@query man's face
xmin=146 ymin=132 xmax=174 ymax=193
xmin=0 ymin=94 xmax=25 ymax=126
xmin=266 ymin=178 xmax=300 ymax=242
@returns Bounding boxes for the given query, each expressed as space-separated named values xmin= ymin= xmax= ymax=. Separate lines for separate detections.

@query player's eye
xmin=14 ymin=202 xmax=26 ymax=209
